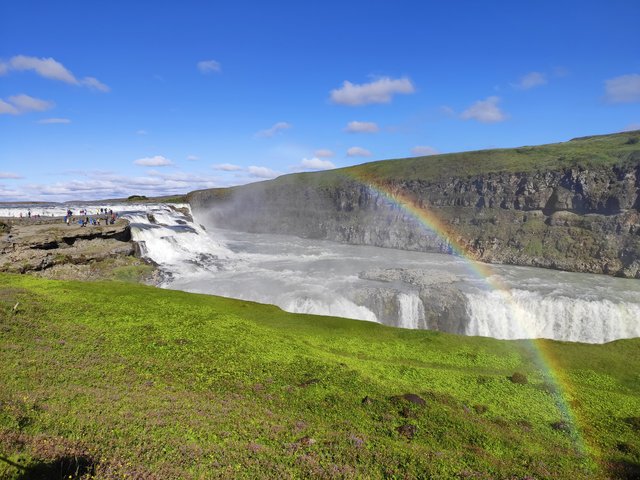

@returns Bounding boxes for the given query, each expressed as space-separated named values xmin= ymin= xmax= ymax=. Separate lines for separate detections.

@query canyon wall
xmin=188 ymin=134 xmax=640 ymax=278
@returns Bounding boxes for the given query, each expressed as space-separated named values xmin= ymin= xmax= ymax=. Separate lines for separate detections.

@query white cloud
xmin=623 ymin=123 xmax=640 ymax=132
xmin=513 ymin=71 xmax=547 ymax=90
xmin=0 ymin=62 xmax=8 ymax=75
xmin=605 ymin=74 xmax=640 ymax=103
xmin=37 ymin=117 xmax=70 ymax=124
xmin=299 ymin=157 xmax=336 ymax=170
xmin=347 ymin=146 xmax=372 ymax=157
xmin=9 ymin=55 xmax=77 ymax=83
xmin=213 ymin=163 xmax=243 ymax=171
xmin=330 ymin=76 xmax=415 ymax=106
xmin=10 ymin=94 xmax=53 ymax=112
xmin=0 ymin=94 xmax=54 ymax=115
xmin=197 ymin=59 xmax=221 ymax=74
xmin=255 ymin=121 xmax=292 ymax=138
xmin=314 ymin=149 xmax=334 ymax=158
xmin=10 ymin=169 xmax=222 ymax=202
xmin=81 ymin=76 xmax=110 ymax=92
xmin=345 ymin=121 xmax=379 ymax=133
xmin=186 ymin=155 xmax=199 ymax=161
xmin=0 ymin=185 xmax=24 ymax=198
xmin=136 ymin=129 xmax=148 ymax=135
xmin=460 ymin=96 xmax=507 ymax=123
xmin=6 ymin=55 xmax=109 ymax=91
xmin=247 ymin=166 xmax=280 ymax=179
xmin=0 ymin=172 xmax=23 ymax=179
xmin=0 ymin=99 xmax=19 ymax=115
xmin=133 ymin=155 xmax=173 ymax=167
xmin=411 ymin=145 xmax=438 ymax=156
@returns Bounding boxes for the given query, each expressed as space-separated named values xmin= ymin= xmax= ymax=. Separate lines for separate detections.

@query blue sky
xmin=1 ymin=0 xmax=639 ymax=201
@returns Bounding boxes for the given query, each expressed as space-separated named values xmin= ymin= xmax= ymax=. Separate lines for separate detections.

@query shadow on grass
xmin=0 ymin=454 xmax=95 ymax=479
xmin=608 ymin=459 xmax=640 ymax=480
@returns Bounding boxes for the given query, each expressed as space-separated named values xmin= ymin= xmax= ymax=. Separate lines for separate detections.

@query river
xmin=121 ymin=204 xmax=640 ymax=344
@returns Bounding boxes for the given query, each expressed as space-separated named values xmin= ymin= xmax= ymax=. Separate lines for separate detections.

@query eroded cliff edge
xmin=0 ymin=217 xmax=156 ymax=282
xmin=188 ymin=131 xmax=640 ymax=278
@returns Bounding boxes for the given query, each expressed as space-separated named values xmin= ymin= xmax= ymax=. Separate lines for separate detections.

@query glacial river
xmin=3 ymin=202 xmax=639 ymax=343
xmin=121 ymin=204 xmax=640 ymax=344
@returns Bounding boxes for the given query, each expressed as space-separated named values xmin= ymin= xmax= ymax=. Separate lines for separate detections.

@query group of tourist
xmin=64 ymin=208 xmax=118 ymax=227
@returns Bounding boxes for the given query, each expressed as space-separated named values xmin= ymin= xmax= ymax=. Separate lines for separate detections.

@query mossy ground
xmin=0 ymin=273 xmax=638 ymax=478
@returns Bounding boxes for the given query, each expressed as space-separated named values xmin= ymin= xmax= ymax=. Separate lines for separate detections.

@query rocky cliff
xmin=188 ymin=131 xmax=640 ymax=278
xmin=0 ymin=217 xmax=155 ymax=282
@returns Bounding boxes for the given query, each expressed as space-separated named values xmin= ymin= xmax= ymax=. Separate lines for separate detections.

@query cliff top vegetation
xmin=189 ymin=131 xmax=640 ymax=201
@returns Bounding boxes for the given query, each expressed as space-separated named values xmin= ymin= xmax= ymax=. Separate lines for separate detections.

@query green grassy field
xmin=1 ymin=273 xmax=639 ymax=479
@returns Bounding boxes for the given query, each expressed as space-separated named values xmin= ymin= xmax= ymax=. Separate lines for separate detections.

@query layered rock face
xmin=0 ymin=218 xmax=136 ymax=277
xmin=189 ymin=143 xmax=640 ymax=278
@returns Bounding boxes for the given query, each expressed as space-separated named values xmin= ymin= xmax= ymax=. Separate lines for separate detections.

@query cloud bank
xmin=255 ymin=121 xmax=292 ymax=138
xmin=134 ymin=155 xmax=173 ymax=167
xmin=212 ymin=163 xmax=243 ymax=171
xmin=513 ymin=71 xmax=547 ymax=90
xmin=330 ymin=77 xmax=415 ymax=106
xmin=299 ymin=158 xmax=336 ymax=170
xmin=345 ymin=121 xmax=379 ymax=133
xmin=460 ymin=96 xmax=507 ymax=123
xmin=411 ymin=145 xmax=438 ymax=156
xmin=0 ymin=94 xmax=54 ymax=115
xmin=37 ymin=117 xmax=70 ymax=124
xmin=347 ymin=146 xmax=372 ymax=157
xmin=197 ymin=59 xmax=221 ymax=74
xmin=1 ymin=55 xmax=110 ymax=92
xmin=605 ymin=74 xmax=640 ymax=103
xmin=247 ymin=166 xmax=280 ymax=179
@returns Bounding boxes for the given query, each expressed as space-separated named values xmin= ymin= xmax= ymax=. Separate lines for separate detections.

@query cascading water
xmin=398 ymin=293 xmax=427 ymax=329
xmin=123 ymin=206 xmax=231 ymax=281
xmin=464 ymin=289 xmax=640 ymax=343
xmin=120 ymin=203 xmax=640 ymax=343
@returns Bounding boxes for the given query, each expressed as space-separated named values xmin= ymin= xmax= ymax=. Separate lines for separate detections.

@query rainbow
xmin=344 ymin=170 xmax=595 ymax=464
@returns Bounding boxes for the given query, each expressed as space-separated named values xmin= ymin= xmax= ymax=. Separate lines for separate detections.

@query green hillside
xmin=1 ymin=274 xmax=638 ymax=478
xmin=341 ymin=130 xmax=640 ymax=181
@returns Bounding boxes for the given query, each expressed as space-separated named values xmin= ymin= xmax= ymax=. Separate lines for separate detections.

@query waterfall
xmin=123 ymin=205 xmax=232 ymax=281
xmin=92 ymin=203 xmax=640 ymax=344
xmin=464 ymin=289 xmax=640 ymax=343
xmin=398 ymin=292 xmax=427 ymax=329
xmin=283 ymin=296 xmax=378 ymax=322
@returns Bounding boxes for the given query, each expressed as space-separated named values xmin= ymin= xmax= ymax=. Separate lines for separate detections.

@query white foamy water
xmin=123 ymin=207 xmax=232 ymax=277
xmin=138 ymin=205 xmax=640 ymax=343
xmin=4 ymin=202 xmax=638 ymax=343
xmin=464 ymin=289 xmax=640 ymax=343
xmin=398 ymin=293 xmax=427 ymax=330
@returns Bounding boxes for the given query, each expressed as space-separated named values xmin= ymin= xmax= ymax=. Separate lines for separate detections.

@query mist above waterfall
xmin=120 ymin=204 xmax=640 ymax=344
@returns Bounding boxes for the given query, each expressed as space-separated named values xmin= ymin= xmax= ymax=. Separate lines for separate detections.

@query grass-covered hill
xmin=1 ymin=273 xmax=639 ymax=478
xmin=338 ymin=129 xmax=640 ymax=182
xmin=191 ymin=130 xmax=640 ymax=198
